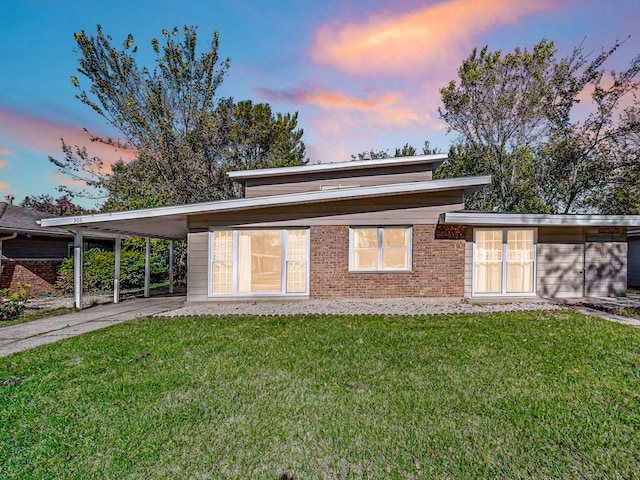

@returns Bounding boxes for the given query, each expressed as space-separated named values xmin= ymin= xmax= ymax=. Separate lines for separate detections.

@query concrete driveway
xmin=0 ymin=296 xmax=185 ymax=358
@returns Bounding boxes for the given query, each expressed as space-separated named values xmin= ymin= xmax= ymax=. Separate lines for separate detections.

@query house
xmin=40 ymin=154 xmax=640 ymax=306
xmin=0 ymin=200 xmax=113 ymax=294
xmin=629 ymin=229 xmax=640 ymax=288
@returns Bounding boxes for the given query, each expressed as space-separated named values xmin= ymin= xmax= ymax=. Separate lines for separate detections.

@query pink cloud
xmin=0 ymin=106 xmax=136 ymax=173
xmin=257 ymin=85 xmax=397 ymax=110
xmin=0 ymin=158 xmax=8 ymax=190
xmin=53 ymin=170 xmax=89 ymax=189
xmin=0 ymin=148 xmax=13 ymax=155
xmin=310 ymin=0 xmax=554 ymax=76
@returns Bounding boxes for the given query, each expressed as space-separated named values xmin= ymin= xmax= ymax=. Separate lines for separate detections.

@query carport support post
xmin=114 ymin=234 xmax=121 ymax=304
xmin=169 ymin=240 xmax=174 ymax=294
xmin=73 ymin=231 xmax=83 ymax=309
xmin=144 ymin=237 xmax=150 ymax=298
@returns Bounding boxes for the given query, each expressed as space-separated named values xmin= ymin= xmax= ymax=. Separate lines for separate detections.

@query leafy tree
xmin=438 ymin=39 xmax=640 ymax=213
xmin=394 ymin=141 xmax=442 ymax=157
xmin=51 ymin=25 xmax=306 ymax=210
xmin=591 ymin=106 xmax=640 ymax=214
xmin=20 ymin=194 xmax=87 ymax=216
xmin=350 ymin=148 xmax=390 ymax=161
xmin=352 ymin=140 xmax=442 ymax=161
xmin=439 ymin=41 xmax=556 ymax=212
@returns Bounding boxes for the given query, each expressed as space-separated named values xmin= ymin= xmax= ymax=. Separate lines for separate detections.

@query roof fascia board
xmin=443 ymin=212 xmax=640 ymax=227
xmin=227 ymin=154 xmax=448 ymax=181
xmin=41 ymin=176 xmax=491 ymax=229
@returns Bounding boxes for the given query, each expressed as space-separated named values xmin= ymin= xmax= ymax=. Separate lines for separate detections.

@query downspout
xmin=73 ymin=231 xmax=83 ymax=309
xmin=144 ymin=237 xmax=150 ymax=298
xmin=168 ymin=240 xmax=174 ymax=294
xmin=582 ymin=227 xmax=587 ymax=298
xmin=0 ymin=233 xmax=18 ymax=288
xmin=114 ymin=235 xmax=121 ymax=304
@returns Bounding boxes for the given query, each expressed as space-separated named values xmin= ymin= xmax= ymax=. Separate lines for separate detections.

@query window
xmin=350 ymin=227 xmax=411 ymax=271
xmin=210 ymin=229 xmax=309 ymax=296
xmin=473 ymin=229 xmax=536 ymax=295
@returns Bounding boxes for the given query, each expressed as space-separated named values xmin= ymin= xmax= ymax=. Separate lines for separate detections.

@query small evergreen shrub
xmin=56 ymin=249 xmax=167 ymax=293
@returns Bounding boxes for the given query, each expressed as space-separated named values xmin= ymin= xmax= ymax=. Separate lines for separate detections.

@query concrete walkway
xmin=550 ymin=294 xmax=640 ymax=327
xmin=0 ymin=296 xmax=186 ymax=358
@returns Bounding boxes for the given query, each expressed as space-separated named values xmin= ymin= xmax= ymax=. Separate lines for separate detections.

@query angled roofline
xmin=227 ymin=154 xmax=448 ymax=182
xmin=40 ymin=175 xmax=491 ymax=238
xmin=442 ymin=211 xmax=640 ymax=227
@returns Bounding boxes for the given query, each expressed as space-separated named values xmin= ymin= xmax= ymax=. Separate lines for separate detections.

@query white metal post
xmin=169 ymin=240 xmax=174 ymax=294
xmin=144 ymin=237 xmax=150 ymax=298
xmin=73 ymin=231 xmax=83 ymax=309
xmin=114 ymin=234 xmax=121 ymax=303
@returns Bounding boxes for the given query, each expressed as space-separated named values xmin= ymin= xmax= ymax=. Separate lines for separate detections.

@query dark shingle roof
xmin=0 ymin=202 xmax=71 ymax=236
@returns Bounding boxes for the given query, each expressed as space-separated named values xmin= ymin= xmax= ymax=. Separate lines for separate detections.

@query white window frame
xmin=472 ymin=228 xmax=537 ymax=296
xmin=348 ymin=226 xmax=413 ymax=272
xmin=208 ymin=228 xmax=310 ymax=297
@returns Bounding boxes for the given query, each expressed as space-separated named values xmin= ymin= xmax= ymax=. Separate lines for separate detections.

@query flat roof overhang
xmin=39 ymin=175 xmax=491 ymax=239
xmin=442 ymin=212 xmax=640 ymax=227
xmin=227 ymin=154 xmax=448 ymax=182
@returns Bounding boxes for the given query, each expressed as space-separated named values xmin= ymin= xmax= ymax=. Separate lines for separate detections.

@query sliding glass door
xmin=210 ymin=229 xmax=309 ymax=296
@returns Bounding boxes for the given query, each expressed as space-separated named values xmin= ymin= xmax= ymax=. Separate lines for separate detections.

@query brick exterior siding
xmin=309 ymin=225 xmax=465 ymax=298
xmin=0 ymin=260 xmax=61 ymax=295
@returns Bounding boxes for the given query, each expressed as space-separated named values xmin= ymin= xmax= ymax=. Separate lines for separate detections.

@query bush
xmin=56 ymin=249 xmax=168 ymax=293
xmin=0 ymin=284 xmax=31 ymax=320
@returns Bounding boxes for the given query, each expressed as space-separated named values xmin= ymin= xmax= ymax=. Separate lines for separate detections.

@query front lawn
xmin=1 ymin=312 xmax=639 ymax=478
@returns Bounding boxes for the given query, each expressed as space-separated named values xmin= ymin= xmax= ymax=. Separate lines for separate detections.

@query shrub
xmin=56 ymin=249 xmax=167 ymax=293
xmin=0 ymin=284 xmax=31 ymax=320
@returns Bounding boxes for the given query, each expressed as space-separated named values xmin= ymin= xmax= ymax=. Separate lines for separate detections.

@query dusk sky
xmin=1 ymin=0 xmax=639 ymax=208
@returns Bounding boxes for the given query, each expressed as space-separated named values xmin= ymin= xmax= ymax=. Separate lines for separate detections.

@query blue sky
xmin=1 ymin=0 xmax=639 ymax=208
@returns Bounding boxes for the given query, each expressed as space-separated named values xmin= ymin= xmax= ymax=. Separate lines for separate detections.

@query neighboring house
xmin=40 ymin=155 xmax=640 ymax=303
xmin=629 ymin=229 xmax=640 ymax=288
xmin=0 ymin=200 xmax=113 ymax=294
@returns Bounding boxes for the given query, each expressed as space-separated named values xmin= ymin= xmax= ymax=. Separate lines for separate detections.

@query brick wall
xmin=0 ymin=260 xmax=61 ymax=295
xmin=309 ymin=225 xmax=465 ymax=298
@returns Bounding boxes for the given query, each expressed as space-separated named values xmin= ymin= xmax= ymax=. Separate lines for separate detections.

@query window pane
xmin=382 ymin=248 xmax=408 ymax=269
xmin=354 ymin=229 xmax=378 ymax=248
xmin=212 ymin=231 xmax=233 ymax=294
xmin=506 ymin=230 xmax=534 ymax=293
xmin=287 ymin=230 xmax=307 ymax=261
xmin=286 ymin=261 xmax=307 ymax=293
xmin=475 ymin=230 xmax=503 ymax=293
xmin=212 ymin=262 xmax=232 ymax=294
xmin=286 ymin=230 xmax=308 ymax=293
xmin=353 ymin=249 xmax=378 ymax=270
xmin=383 ymin=228 xmax=408 ymax=247
xmin=213 ymin=231 xmax=232 ymax=261
xmin=238 ymin=231 xmax=282 ymax=293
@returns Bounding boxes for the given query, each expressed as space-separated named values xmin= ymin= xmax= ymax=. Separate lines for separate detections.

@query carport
xmin=40 ymin=205 xmax=192 ymax=309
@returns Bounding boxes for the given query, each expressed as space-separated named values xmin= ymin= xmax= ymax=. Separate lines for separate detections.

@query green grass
xmin=615 ymin=307 xmax=640 ymax=320
xmin=1 ymin=311 xmax=639 ymax=478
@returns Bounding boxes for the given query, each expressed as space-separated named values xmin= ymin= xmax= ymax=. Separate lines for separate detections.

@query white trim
xmin=348 ymin=226 xmax=413 ymax=272
xmin=228 ymin=154 xmax=448 ymax=181
xmin=42 ymin=177 xmax=490 ymax=228
xmin=472 ymin=228 xmax=538 ymax=297
xmin=39 ymin=177 xmax=490 ymax=240
xmin=208 ymin=228 xmax=310 ymax=297
xmin=445 ymin=212 xmax=640 ymax=227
